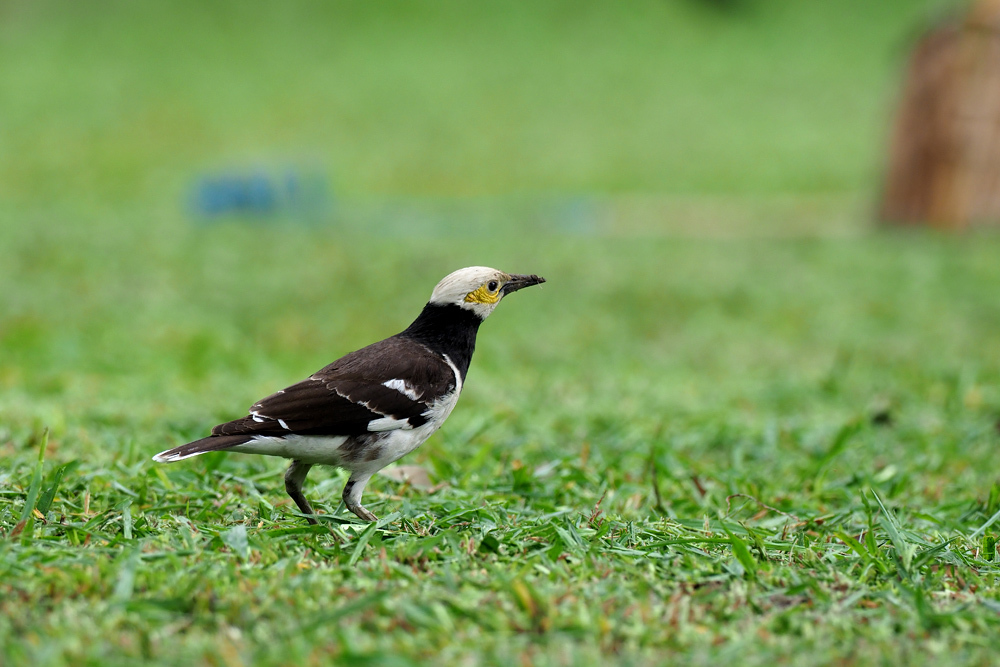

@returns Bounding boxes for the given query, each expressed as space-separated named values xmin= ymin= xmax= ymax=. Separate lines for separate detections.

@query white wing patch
xmin=382 ymin=378 xmax=420 ymax=401
xmin=251 ymin=411 xmax=289 ymax=430
xmin=441 ymin=354 xmax=463 ymax=395
xmin=367 ymin=416 xmax=410 ymax=432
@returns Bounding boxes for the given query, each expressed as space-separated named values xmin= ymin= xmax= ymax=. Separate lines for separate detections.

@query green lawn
xmin=5 ymin=1 xmax=1000 ymax=665
xmin=4 ymin=227 xmax=1000 ymax=665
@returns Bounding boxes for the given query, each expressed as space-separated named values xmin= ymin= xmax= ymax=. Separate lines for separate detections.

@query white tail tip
xmin=152 ymin=450 xmax=201 ymax=463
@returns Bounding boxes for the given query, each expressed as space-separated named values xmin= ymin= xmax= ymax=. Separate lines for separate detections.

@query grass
xmin=5 ymin=1 xmax=1000 ymax=664
xmin=3 ymin=226 xmax=1000 ymax=665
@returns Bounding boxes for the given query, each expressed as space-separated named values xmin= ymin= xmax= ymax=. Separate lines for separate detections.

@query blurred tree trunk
xmin=880 ymin=0 xmax=1000 ymax=229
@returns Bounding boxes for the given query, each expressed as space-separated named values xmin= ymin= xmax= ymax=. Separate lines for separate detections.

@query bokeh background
xmin=5 ymin=1 xmax=1000 ymax=665
xmin=2 ymin=1 xmax=954 ymax=221
xmin=3 ymin=0 xmax=979 ymax=408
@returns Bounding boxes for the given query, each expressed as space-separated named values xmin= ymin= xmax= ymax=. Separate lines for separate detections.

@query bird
xmin=153 ymin=267 xmax=545 ymax=524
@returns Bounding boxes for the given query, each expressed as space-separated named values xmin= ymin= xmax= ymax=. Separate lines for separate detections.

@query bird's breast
xmin=371 ymin=386 xmax=462 ymax=468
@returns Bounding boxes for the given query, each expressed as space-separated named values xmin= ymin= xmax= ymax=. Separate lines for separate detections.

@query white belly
xmin=228 ymin=434 xmax=350 ymax=466
xmin=228 ymin=385 xmax=462 ymax=474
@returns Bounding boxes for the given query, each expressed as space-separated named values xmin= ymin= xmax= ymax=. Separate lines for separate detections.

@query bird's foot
xmin=342 ymin=478 xmax=378 ymax=522
xmin=348 ymin=503 xmax=378 ymax=523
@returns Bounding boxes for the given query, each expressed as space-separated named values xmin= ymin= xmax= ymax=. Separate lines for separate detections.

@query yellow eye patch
xmin=465 ymin=283 xmax=502 ymax=304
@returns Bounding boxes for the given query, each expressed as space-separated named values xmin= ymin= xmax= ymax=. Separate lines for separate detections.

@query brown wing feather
xmin=212 ymin=336 xmax=458 ymax=438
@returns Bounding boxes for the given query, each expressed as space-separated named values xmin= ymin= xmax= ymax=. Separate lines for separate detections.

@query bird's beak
xmin=502 ymin=274 xmax=546 ymax=295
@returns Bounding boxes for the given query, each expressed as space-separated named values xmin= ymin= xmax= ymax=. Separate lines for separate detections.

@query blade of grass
xmin=721 ymin=520 xmax=758 ymax=580
xmin=348 ymin=522 xmax=379 ymax=566
xmin=122 ymin=499 xmax=134 ymax=541
xmin=16 ymin=429 xmax=48 ymax=543
xmin=970 ymin=506 xmax=1000 ymax=539
xmin=872 ymin=490 xmax=914 ymax=574
xmin=112 ymin=548 xmax=141 ymax=603
xmin=221 ymin=525 xmax=249 ymax=560
xmin=36 ymin=460 xmax=77 ymax=516
xmin=814 ymin=419 xmax=862 ymax=493
xmin=910 ymin=539 xmax=954 ymax=571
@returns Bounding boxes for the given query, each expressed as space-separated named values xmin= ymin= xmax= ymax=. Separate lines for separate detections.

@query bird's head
xmin=429 ymin=266 xmax=546 ymax=319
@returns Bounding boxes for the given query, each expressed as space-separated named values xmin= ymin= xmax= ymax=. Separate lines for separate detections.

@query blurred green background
xmin=1 ymin=0 xmax=953 ymax=207
xmin=6 ymin=2 xmax=1000 ymax=665
xmin=4 ymin=0 xmax=979 ymax=427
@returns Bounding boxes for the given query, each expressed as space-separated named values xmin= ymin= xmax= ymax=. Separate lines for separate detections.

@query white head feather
xmin=429 ymin=266 xmax=511 ymax=319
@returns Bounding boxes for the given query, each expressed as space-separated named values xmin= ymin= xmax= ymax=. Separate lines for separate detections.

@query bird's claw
xmin=349 ymin=504 xmax=378 ymax=523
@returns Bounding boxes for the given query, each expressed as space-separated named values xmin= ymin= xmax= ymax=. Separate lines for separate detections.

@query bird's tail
xmin=152 ymin=435 xmax=252 ymax=463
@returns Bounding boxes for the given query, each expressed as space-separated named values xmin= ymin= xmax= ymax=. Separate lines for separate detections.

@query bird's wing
xmin=211 ymin=337 xmax=459 ymax=439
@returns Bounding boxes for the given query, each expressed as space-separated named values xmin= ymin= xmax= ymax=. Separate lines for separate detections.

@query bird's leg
xmin=284 ymin=460 xmax=317 ymax=524
xmin=342 ymin=474 xmax=378 ymax=522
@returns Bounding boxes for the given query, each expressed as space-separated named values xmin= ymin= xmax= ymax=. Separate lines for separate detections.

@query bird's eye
xmin=488 ymin=280 xmax=499 ymax=292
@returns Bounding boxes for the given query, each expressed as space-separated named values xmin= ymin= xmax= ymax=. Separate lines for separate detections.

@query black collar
xmin=399 ymin=303 xmax=482 ymax=380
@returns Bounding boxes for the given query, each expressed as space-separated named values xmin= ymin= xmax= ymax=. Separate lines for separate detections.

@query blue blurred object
xmin=556 ymin=196 xmax=600 ymax=235
xmin=190 ymin=168 xmax=330 ymax=222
